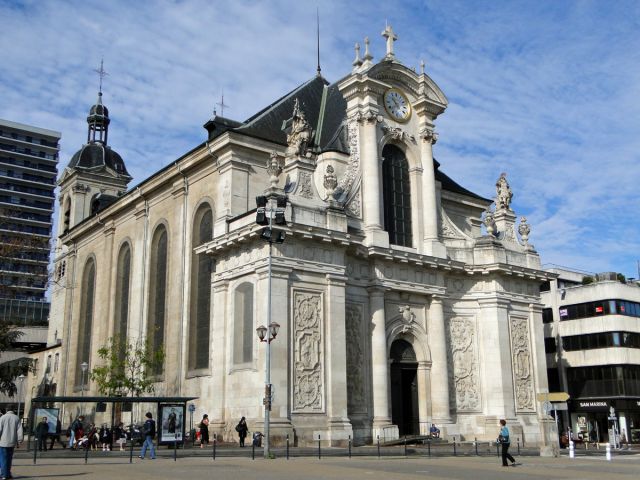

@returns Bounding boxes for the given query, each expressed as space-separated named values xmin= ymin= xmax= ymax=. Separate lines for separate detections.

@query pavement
xmin=6 ymin=449 xmax=640 ymax=480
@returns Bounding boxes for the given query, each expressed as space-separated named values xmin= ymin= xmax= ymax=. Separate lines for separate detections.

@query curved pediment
xmin=368 ymin=61 xmax=448 ymax=108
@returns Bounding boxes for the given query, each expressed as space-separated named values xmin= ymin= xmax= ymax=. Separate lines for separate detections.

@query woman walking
xmin=199 ymin=414 xmax=209 ymax=449
xmin=498 ymin=419 xmax=516 ymax=467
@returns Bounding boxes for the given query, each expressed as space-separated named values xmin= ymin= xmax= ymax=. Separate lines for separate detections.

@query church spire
xmin=86 ymin=60 xmax=110 ymax=144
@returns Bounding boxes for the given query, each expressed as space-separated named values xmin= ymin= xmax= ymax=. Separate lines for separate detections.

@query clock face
xmin=383 ymin=88 xmax=411 ymax=122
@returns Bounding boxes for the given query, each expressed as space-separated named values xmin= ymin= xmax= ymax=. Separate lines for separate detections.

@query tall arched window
xmin=233 ymin=283 xmax=254 ymax=364
xmin=76 ymin=257 xmax=96 ymax=387
xmin=189 ymin=204 xmax=213 ymax=370
xmin=114 ymin=242 xmax=131 ymax=340
xmin=147 ymin=225 xmax=168 ymax=375
xmin=382 ymin=144 xmax=413 ymax=247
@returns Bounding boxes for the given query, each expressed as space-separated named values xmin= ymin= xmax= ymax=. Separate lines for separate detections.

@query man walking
xmin=0 ymin=408 xmax=21 ymax=480
xmin=35 ymin=417 xmax=49 ymax=451
xmin=138 ymin=412 xmax=156 ymax=459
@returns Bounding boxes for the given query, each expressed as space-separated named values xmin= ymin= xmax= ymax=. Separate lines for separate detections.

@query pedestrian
xmin=138 ymin=412 xmax=156 ymax=459
xmin=236 ymin=416 xmax=248 ymax=447
xmin=498 ymin=419 xmax=516 ymax=467
xmin=99 ymin=424 xmax=111 ymax=451
xmin=114 ymin=422 xmax=126 ymax=451
xmin=0 ymin=408 xmax=22 ymax=480
xmin=35 ymin=416 xmax=49 ymax=451
xmin=49 ymin=418 xmax=66 ymax=450
xmin=199 ymin=414 xmax=209 ymax=449
xmin=69 ymin=415 xmax=84 ymax=449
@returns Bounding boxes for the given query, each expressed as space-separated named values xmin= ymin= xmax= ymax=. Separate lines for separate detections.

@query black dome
xmin=68 ymin=143 xmax=130 ymax=177
xmin=89 ymin=102 xmax=109 ymax=117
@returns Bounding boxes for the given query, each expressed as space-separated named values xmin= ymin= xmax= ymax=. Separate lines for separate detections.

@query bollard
xmin=404 ymin=435 xmax=407 ymax=457
xmin=605 ymin=442 xmax=611 ymax=461
xmin=348 ymin=435 xmax=352 ymax=459
xmin=377 ymin=435 xmax=380 ymax=459
xmin=496 ymin=440 xmax=500 ymax=457
xmin=251 ymin=439 xmax=254 ymax=460
xmin=173 ymin=434 xmax=177 ymax=462
xmin=475 ymin=437 xmax=478 ymax=456
xmin=453 ymin=436 xmax=457 ymax=456
xmin=33 ymin=434 xmax=38 ymax=465
xmin=286 ymin=434 xmax=290 ymax=460
xmin=569 ymin=440 xmax=574 ymax=459
xmin=427 ymin=437 xmax=431 ymax=457
xmin=129 ymin=435 xmax=134 ymax=463
xmin=84 ymin=441 xmax=89 ymax=464
xmin=517 ymin=438 xmax=520 ymax=455
xmin=318 ymin=434 xmax=321 ymax=460
xmin=213 ymin=437 xmax=217 ymax=461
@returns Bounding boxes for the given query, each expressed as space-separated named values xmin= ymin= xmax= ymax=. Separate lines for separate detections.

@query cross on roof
xmin=216 ymin=90 xmax=230 ymax=118
xmin=382 ymin=24 xmax=398 ymax=58
xmin=94 ymin=59 xmax=109 ymax=94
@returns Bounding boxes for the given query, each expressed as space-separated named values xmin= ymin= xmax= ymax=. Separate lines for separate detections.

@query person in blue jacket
xmin=498 ymin=419 xmax=516 ymax=467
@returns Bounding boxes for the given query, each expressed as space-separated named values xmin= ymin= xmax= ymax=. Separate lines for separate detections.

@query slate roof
xmin=68 ymin=142 xmax=131 ymax=178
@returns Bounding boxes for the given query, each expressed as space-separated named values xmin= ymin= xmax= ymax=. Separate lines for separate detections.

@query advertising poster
xmin=159 ymin=404 xmax=184 ymax=444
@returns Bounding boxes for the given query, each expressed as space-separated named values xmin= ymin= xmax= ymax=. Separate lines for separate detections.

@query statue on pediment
xmin=285 ymin=98 xmax=312 ymax=158
xmin=495 ymin=172 xmax=513 ymax=211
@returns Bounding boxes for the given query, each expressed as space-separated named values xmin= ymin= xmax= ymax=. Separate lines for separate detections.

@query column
xmin=417 ymin=361 xmax=431 ymax=435
xmin=325 ymin=273 xmax=352 ymax=443
xmin=419 ymin=127 xmax=446 ymax=257
xmin=369 ymin=287 xmax=391 ymax=430
xmin=429 ymin=296 xmax=451 ymax=423
xmin=360 ymin=113 xmax=388 ymax=247
xmin=209 ymin=279 xmax=228 ymax=433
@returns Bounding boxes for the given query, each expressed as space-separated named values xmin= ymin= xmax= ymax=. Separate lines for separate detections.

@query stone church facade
xmin=45 ymin=27 xmax=552 ymax=446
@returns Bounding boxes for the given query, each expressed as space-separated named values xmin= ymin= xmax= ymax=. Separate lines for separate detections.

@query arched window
xmin=76 ymin=257 xmax=96 ymax=387
xmin=233 ymin=283 xmax=254 ymax=364
xmin=114 ymin=242 xmax=132 ymax=340
xmin=382 ymin=144 xmax=412 ymax=247
xmin=189 ymin=205 xmax=213 ymax=370
xmin=147 ymin=225 xmax=168 ymax=375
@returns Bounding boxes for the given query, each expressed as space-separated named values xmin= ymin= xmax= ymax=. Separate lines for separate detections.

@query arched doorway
xmin=390 ymin=339 xmax=419 ymax=436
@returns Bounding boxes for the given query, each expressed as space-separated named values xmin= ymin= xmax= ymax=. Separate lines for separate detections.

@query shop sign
xmin=576 ymin=400 xmax=609 ymax=411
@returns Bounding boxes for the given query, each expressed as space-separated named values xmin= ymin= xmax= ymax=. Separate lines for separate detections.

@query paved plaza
xmin=6 ymin=451 xmax=640 ymax=480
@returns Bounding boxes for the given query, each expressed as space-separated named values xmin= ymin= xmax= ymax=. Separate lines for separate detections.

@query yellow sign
xmin=536 ymin=392 xmax=570 ymax=402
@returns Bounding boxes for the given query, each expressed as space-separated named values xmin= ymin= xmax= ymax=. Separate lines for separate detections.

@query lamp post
xmin=16 ymin=374 xmax=25 ymax=421
xmin=255 ymin=194 xmax=286 ymax=459
xmin=80 ymin=361 xmax=88 ymax=396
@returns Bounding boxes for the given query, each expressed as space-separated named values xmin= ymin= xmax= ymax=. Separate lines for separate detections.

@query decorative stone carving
xmin=323 ymin=164 xmax=338 ymax=199
xmin=518 ymin=217 xmax=530 ymax=245
xmin=335 ymin=119 xmax=360 ymax=199
xmin=266 ymin=151 xmax=283 ymax=188
xmin=293 ymin=291 xmax=323 ymax=411
xmin=495 ymin=172 xmax=513 ymax=211
xmin=298 ymin=171 xmax=313 ymax=199
xmin=346 ymin=304 xmax=366 ymax=414
xmin=72 ymin=183 xmax=89 ymax=193
xmin=482 ymin=209 xmax=496 ymax=236
xmin=418 ymin=127 xmax=438 ymax=144
xmin=346 ymin=188 xmax=362 ymax=217
xmin=448 ymin=317 xmax=481 ymax=411
xmin=510 ymin=316 xmax=535 ymax=411
xmin=381 ymin=122 xmax=415 ymax=142
xmin=285 ymin=99 xmax=312 ymax=158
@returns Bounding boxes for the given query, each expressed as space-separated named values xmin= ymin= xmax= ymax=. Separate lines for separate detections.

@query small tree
xmin=0 ymin=322 xmax=34 ymax=395
xmin=90 ymin=336 xmax=165 ymax=397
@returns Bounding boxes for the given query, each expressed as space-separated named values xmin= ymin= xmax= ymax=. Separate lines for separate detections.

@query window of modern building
xmin=544 ymin=337 xmax=557 ymax=353
xmin=147 ymin=225 xmax=168 ymax=375
xmin=547 ymin=368 xmax=561 ymax=392
xmin=539 ymin=281 xmax=551 ymax=292
xmin=382 ymin=144 xmax=412 ymax=247
xmin=189 ymin=204 xmax=213 ymax=371
xmin=233 ymin=282 xmax=254 ymax=364
xmin=562 ymin=331 xmax=640 ymax=351
xmin=76 ymin=257 xmax=95 ymax=388
xmin=114 ymin=242 xmax=131 ymax=340
xmin=559 ymin=299 xmax=640 ymax=321
xmin=542 ymin=308 xmax=554 ymax=323
xmin=566 ymin=365 xmax=640 ymax=397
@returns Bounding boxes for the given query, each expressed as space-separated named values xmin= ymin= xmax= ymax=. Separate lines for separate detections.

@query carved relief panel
xmin=509 ymin=316 xmax=535 ymax=412
xmin=292 ymin=291 xmax=324 ymax=412
xmin=447 ymin=316 xmax=481 ymax=412
xmin=345 ymin=303 xmax=367 ymax=415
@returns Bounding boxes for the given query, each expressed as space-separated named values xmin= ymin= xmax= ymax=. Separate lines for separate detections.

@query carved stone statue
xmin=323 ymin=164 xmax=337 ymax=198
xmin=285 ymin=99 xmax=312 ymax=158
xmin=495 ymin=172 xmax=513 ymax=210
xmin=483 ymin=209 xmax=496 ymax=236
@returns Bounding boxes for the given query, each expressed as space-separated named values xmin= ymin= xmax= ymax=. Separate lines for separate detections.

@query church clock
xmin=383 ymin=88 xmax=411 ymax=122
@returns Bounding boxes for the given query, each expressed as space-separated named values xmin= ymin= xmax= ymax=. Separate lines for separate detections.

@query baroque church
xmin=41 ymin=26 xmax=553 ymax=446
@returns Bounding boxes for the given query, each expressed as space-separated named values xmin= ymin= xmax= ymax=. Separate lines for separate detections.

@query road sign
xmin=542 ymin=401 xmax=552 ymax=415
xmin=536 ymin=392 xmax=570 ymax=402
xmin=188 ymin=403 xmax=196 ymax=413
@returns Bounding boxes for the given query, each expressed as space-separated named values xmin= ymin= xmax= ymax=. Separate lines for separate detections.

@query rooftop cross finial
xmin=420 ymin=59 xmax=425 ymax=74
xmin=381 ymin=24 xmax=398 ymax=58
xmin=363 ymin=37 xmax=373 ymax=61
xmin=216 ymin=89 xmax=230 ymax=118
xmin=352 ymin=42 xmax=363 ymax=69
xmin=94 ymin=58 xmax=109 ymax=94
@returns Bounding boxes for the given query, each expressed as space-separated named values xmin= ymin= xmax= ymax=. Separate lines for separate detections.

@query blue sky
xmin=1 ymin=0 xmax=639 ymax=278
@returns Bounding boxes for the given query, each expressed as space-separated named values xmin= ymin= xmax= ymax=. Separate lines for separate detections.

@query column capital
xmin=367 ymin=285 xmax=386 ymax=297
xmin=418 ymin=127 xmax=438 ymax=144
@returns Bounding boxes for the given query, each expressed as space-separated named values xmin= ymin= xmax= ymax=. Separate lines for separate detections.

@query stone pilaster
xmin=419 ymin=127 xmax=446 ymax=258
xmin=209 ymin=279 xmax=228 ymax=434
xmin=369 ymin=287 xmax=393 ymax=436
xmin=428 ymin=296 xmax=451 ymax=423
xmin=417 ymin=360 xmax=431 ymax=434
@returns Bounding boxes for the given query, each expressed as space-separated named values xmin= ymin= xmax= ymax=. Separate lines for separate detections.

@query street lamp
xmin=16 ymin=374 xmax=25 ymax=421
xmin=80 ymin=361 xmax=88 ymax=396
xmin=255 ymin=194 xmax=286 ymax=459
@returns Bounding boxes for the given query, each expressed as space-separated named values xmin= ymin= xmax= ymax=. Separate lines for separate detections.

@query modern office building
xmin=0 ymin=118 xmax=58 ymax=409
xmin=541 ymin=267 xmax=640 ymax=444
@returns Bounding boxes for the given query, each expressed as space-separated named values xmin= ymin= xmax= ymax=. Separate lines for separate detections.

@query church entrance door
xmin=390 ymin=339 xmax=419 ymax=436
